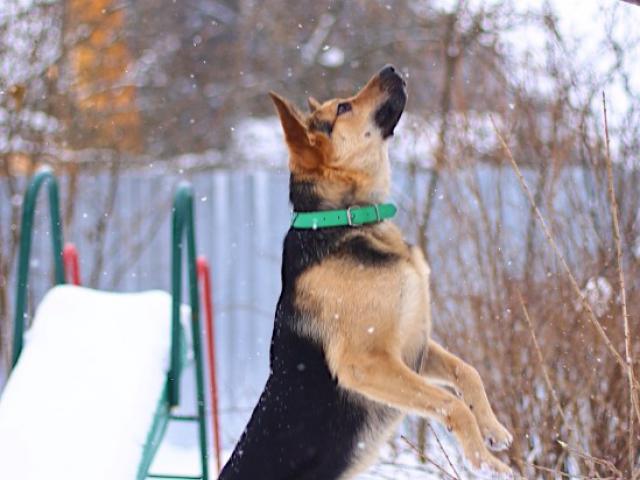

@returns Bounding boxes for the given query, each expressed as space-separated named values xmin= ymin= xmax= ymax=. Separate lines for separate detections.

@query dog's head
xmin=270 ymin=65 xmax=406 ymax=210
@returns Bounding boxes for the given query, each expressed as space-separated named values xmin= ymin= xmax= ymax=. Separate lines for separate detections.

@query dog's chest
xmin=371 ymin=224 xmax=431 ymax=344
xmin=354 ymin=223 xmax=432 ymax=367
xmin=293 ymin=223 xmax=432 ymax=373
xmin=397 ymin=246 xmax=432 ymax=366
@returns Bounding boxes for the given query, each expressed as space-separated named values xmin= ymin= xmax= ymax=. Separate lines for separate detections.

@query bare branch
xmin=518 ymin=292 xmax=567 ymax=425
xmin=602 ymin=92 xmax=640 ymax=475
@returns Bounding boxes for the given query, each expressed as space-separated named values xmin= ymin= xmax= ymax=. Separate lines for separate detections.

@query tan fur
xmin=271 ymin=68 xmax=512 ymax=477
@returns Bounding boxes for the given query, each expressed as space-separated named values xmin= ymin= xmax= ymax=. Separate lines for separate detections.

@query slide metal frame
xmin=12 ymin=168 xmax=65 ymax=369
xmin=10 ymin=171 xmax=210 ymax=480
xmin=138 ymin=182 xmax=210 ymax=480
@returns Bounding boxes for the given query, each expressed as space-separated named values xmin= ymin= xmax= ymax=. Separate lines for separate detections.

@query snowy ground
xmin=153 ymin=435 xmax=506 ymax=479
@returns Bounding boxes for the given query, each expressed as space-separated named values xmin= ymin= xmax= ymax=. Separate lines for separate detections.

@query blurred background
xmin=1 ymin=0 xmax=640 ymax=477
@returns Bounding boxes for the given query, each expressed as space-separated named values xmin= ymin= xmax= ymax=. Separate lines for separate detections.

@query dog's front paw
xmin=481 ymin=420 xmax=513 ymax=452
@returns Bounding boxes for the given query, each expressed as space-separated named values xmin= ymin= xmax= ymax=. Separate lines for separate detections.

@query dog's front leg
xmin=333 ymin=350 xmax=511 ymax=474
xmin=421 ymin=340 xmax=513 ymax=452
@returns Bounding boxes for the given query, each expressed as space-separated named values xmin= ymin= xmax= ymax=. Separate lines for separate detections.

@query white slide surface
xmin=0 ymin=285 xmax=172 ymax=480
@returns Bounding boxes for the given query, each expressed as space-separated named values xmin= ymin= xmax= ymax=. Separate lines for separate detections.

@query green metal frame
xmin=137 ymin=182 xmax=210 ymax=480
xmin=12 ymin=169 xmax=66 ymax=370
xmin=11 ymin=172 xmax=209 ymax=480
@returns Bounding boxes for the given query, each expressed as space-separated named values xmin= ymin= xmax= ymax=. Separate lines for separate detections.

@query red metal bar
xmin=63 ymin=243 xmax=81 ymax=286
xmin=197 ymin=256 xmax=222 ymax=473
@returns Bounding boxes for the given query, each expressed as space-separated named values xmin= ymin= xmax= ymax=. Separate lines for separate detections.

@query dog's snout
xmin=374 ymin=64 xmax=407 ymax=139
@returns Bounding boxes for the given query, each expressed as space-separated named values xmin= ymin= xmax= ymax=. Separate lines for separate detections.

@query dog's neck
xmin=289 ymin=178 xmax=323 ymax=212
xmin=289 ymin=151 xmax=391 ymax=212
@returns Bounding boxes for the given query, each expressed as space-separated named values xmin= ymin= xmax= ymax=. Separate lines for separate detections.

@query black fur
xmin=219 ymin=177 xmax=397 ymax=480
xmin=309 ymin=118 xmax=333 ymax=136
xmin=289 ymin=178 xmax=322 ymax=212
xmin=340 ymin=236 xmax=398 ymax=266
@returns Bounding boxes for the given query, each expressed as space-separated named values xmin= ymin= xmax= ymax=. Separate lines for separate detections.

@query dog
xmin=219 ymin=65 xmax=513 ymax=479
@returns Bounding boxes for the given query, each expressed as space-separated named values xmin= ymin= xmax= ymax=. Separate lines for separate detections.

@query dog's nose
xmin=378 ymin=64 xmax=405 ymax=89
xmin=380 ymin=65 xmax=396 ymax=77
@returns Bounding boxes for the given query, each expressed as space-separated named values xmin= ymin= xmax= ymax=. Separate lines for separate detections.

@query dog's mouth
xmin=374 ymin=65 xmax=407 ymax=139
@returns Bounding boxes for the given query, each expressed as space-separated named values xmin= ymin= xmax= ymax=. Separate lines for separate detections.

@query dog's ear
xmin=269 ymin=92 xmax=310 ymax=150
xmin=307 ymin=96 xmax=321 ymax=112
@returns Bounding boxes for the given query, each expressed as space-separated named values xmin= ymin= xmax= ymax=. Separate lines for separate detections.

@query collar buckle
xmin=372 ymin=204 xmax=381 ymax=222
xmin=347 ymin=204 xmax=380 ymax=226
xmin=347 ymin=203 xmax=382 ymax=227
xmin=346 ymin=206 xmax=356 ymax=226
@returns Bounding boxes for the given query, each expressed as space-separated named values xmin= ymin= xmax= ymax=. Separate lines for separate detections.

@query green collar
xmin=291 ymin=203 xmax=397 ymax=229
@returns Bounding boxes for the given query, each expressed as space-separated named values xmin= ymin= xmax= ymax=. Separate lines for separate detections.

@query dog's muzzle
xmin=374 ymin=65 xmax=407 ymax=139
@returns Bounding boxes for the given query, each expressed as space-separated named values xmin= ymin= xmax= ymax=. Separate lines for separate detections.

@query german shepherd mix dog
xmin=219 ymin=66 xmax=512 ymax=479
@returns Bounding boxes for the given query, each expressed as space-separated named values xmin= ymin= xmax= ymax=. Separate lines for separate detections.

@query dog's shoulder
xmin=339 ymin=221 xmax=414 ymax=265
xmin=283 ymin=221 xmax=411 ymax=272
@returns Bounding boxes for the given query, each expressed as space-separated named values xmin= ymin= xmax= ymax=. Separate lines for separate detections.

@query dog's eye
xmin=337 ymin=102 xmax=352 ymax=116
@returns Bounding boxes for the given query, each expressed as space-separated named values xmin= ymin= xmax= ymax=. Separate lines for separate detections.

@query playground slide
xmin=0 ymin=285 xmax=172 ymax=480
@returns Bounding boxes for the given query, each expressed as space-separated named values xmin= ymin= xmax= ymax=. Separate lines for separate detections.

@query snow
xmin=301 ymin=13 xmax=336 ymax=65
xmin=154 ymin=440 xmax=470 ymax=479
xmin=319 ymin=46 xmax=345 ymax=68
xmin=230 ymin=116 xmax=287 ymax=168
xmin=0 ymin=285 xmax=173 ymax=480
xmin=577 ymin=276 xmax=613 ymax=318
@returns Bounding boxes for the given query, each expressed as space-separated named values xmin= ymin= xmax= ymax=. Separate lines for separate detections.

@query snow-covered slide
xmin=0 ymin=172 xmax=214 ymax=479
xmin=0 ymin=286 xmax=172 ymax=480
